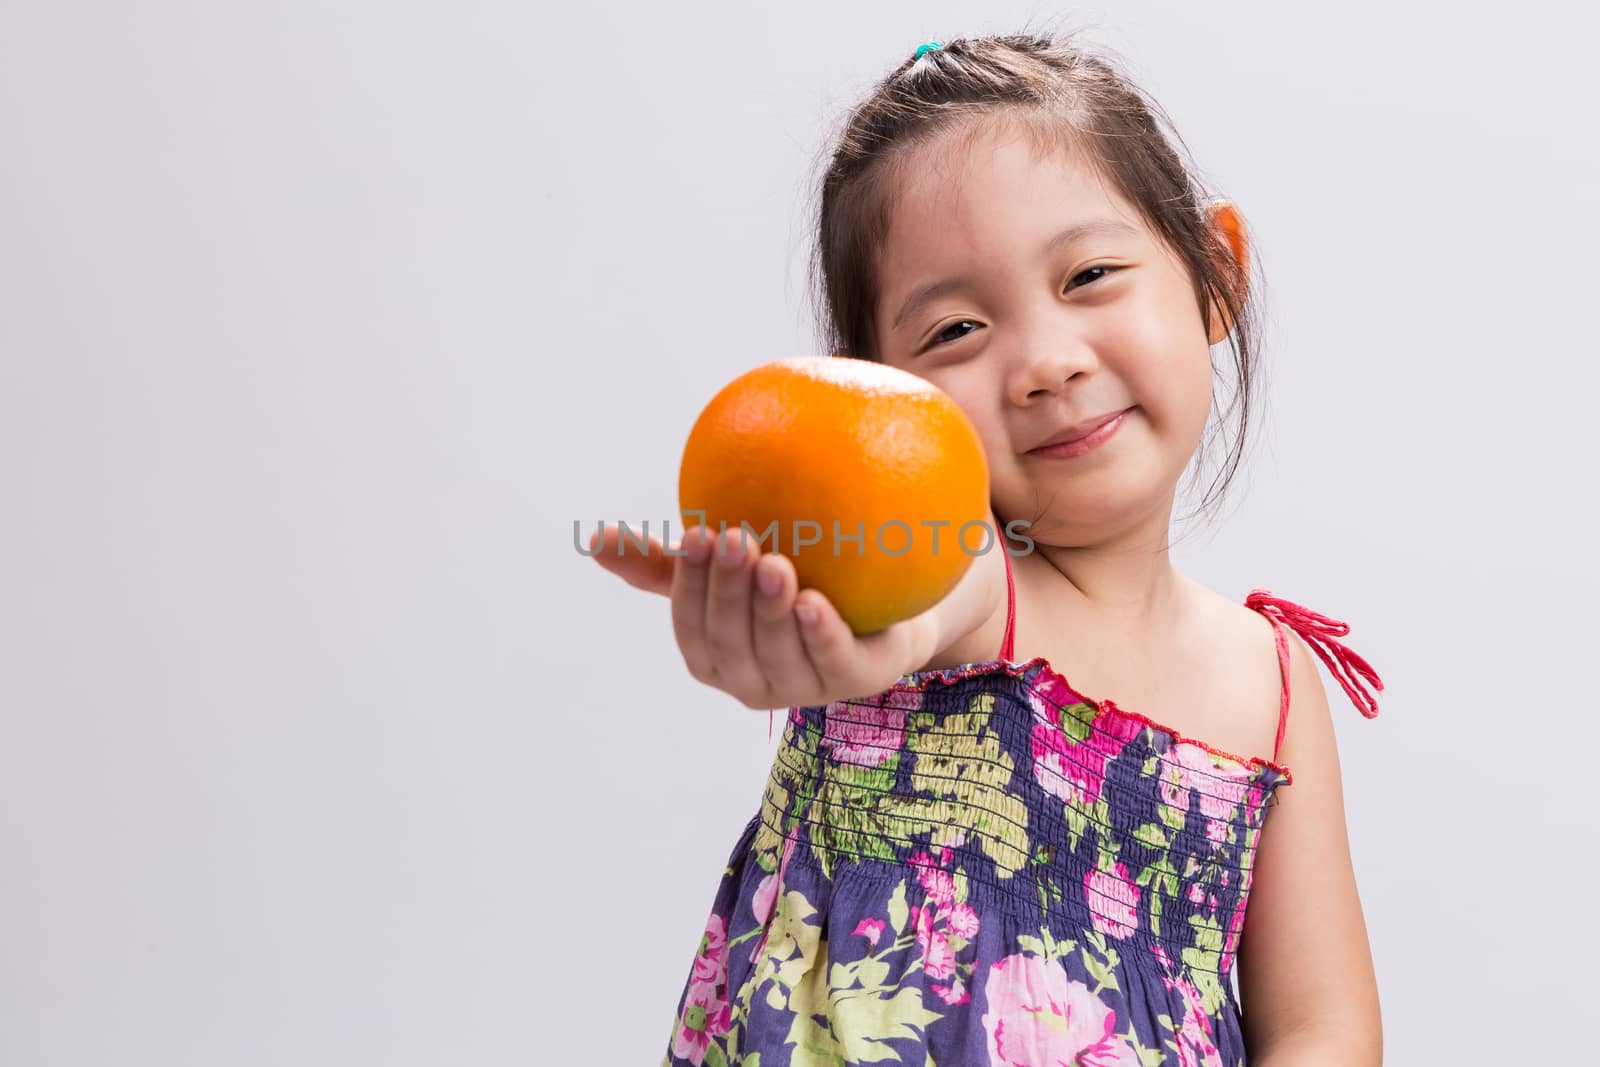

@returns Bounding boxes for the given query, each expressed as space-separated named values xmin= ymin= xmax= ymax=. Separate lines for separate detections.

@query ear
xmin=1203 ymin=199 xmax=1250 ymax=346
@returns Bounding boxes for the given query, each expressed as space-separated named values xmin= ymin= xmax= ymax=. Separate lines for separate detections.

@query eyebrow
xmin=890 ymin=218 xmax=1140 ymax=332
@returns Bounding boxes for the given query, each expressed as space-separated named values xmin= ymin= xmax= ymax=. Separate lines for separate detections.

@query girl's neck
xmin=1020 ymin=498 xmax=1194 ymax=636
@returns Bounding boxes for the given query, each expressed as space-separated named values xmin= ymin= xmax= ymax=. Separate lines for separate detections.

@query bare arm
xmin=1237 ymin=628 xmax=1383 ymax=1065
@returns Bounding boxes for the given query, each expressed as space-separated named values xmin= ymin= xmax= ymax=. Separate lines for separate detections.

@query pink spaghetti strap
xmin=1000 ymin=546 xmax=1017 ymax=662
xmin=1244 ymin=589 xmax=1385 ymax=762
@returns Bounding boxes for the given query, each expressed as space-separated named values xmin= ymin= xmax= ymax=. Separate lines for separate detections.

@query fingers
xmin=670 ymin=526 xmax=717 ymax=684
xmin=588 ymin=525 xmax=674 ymax=597
xmin=700 ymin=527 xmax=771 ymax=703
xmin=750 ymin=551 xmax=825 ymax=704
xmin=668 ymin=525 xmax=912 ymax=710
xmin=793 ymin=588 xmax=883 ymax=701
xmin=793 ymin=596 xmax=922 ymax=704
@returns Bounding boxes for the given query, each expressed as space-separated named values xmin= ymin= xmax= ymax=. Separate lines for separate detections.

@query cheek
xmin=1169 ymin=351 xmax=1215 ymax=436
xmin=1122 ymin=323 xmax=1213 ymax=439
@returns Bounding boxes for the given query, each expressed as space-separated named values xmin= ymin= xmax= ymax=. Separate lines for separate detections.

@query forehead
xmin=879 ymin=123 xmax=1143 ymax=272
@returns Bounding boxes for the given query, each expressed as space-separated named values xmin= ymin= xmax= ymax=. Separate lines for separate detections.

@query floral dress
xmin=663 ymin=548 xmax=1384 ymax=1067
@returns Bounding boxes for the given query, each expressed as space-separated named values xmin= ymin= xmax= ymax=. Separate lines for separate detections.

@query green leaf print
xmin=887 ymin=879 xmax=909 ymax=936
xmin=784 ymin=1014 xmax=846 ymax=1067
xmin=1016 ymin=934 xmax=1048 ymax=956
xmin=1155 ymin=856 xmax=1180 ymax=898
xmin=750 ymin=775 xmax=791 ymax=874
xmin=831 ymin=986 xmax=944 ymax=1062
xmin=1158 ymin=794 xmax=1188 ymax=832
xmin=802 ymin=757 xmax=912 ymax=877
xmin=1082 ymin=943 xmax=1120 ymax=994
xmin=1132 ymin=821 xmax=1169 ymax=849
xmin=1056 ymin=698 xmax=1098 ymax=743
xmin=1192 ymin=913 xmax=1224 ymax=952
xmin=1119 ymin=1022 xmax=1169 ymax=1067
xmin=782 ymin=939 xmax=944 ymax=1065
xmin=1182 ymin=915 xmax=1226 ymax=1001
xmin=882 ymin=693 xmax=1030 ymax=874
xmin=1016 ymin=925 xmax=1077 ymax=964
xmin=1180 ymin=960 xmax=1228 ymax=1017
xmin=1081 ymin=927 xmax=1123 ymax=994
xmin=1063 ymin=796 xmax=1089 ymax=853
xmin=1136 ymin=1045 xmax=1168 ymax=1067
xmin=752 ymin=889 xmax=822 ymax=1012
xmin=824 ymin=953 xmax=892 ymax=998
xmin=855 ymin=955 xmax=891 ymax=991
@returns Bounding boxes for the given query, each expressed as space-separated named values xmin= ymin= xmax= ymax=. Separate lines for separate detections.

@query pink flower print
xmin=751 ymin=871 xmax=778 ymax=926
xmin=820 ymin=689 xmax=919 ymax=766
xmin=1221 ymin=902 xmax=1247 ymax=973
xmin=912 ymin=904 xmax=957 ymax=980
xmin=1152 ymin=942 xmax=1176 ymax=973
xmin=852 ymin=917 xmax=886 ymax=948
xmin=672 ymin=979 xmax=730 ymax=1065
xmin=1160 ymin=762 xmax=1192 ymax=814
xmin=1032 ymin=723 xmax=1114 ymax=806
xmin=909 ymin=848 xmax=958 ymax=909
xmin=933 ymin=975 xmax=970 ymax=1005
xmin=922 ymin=867 xmax=956 ymax=906
xmin=1165 ymin=976 xmax=1224 ymax=1067
xmin=1030 ymin=702 xmax=1141 ymax=808
xmin=1173 ymin=743 xmax=1248 ymax=821
xmin=1027 ymin=670 xmax=1082 ymax=724
xmin=750 ymin=835 xmax=796 ymax=926
xmin=983 ymin=953 xmax=1142 ymax=1067
xmin=1206 ymin=818 xmax=1229 ymax=845
xmin=690 ymin=912 xmax=728 ymax=985
xmin=1187 ymin=882 xmax=1205 ymax=905
xmin=1085 ymin=862 xmax=1141 ymax=941
xmin=922 ymin=927 xmax=957 ymax=981
xmin=947 ymin=901 xmax=980 ymax=939
xmin=1245 ymin=776 xmax=1268 ymax=813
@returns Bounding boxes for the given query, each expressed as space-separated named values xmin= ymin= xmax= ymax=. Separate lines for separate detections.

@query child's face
xmin=872 ymin=123 xmax=1224 ymax=547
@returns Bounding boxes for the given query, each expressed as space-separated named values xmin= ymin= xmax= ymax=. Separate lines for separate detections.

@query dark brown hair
xmin=804 ymin=25 xmax=1267 ymax=528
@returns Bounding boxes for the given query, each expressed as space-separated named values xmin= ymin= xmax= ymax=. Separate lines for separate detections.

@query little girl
xmin=597 ymin=29 xmax=1385 ymax=1066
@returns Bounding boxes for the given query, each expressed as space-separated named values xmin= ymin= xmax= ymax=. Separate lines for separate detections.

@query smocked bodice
xmin=759 ymin=656 xmax=1285 ymax=993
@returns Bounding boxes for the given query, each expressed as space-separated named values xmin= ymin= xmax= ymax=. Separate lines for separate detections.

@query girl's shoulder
xmin=1229 ymin=582 xmax=1386 ymax=776
xmin=1171 ymin=576 xmax=1385 ymax=773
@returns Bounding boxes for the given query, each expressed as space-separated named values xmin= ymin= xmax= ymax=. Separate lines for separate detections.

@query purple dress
xmin=662 ymin=548 xmax=1383 ymax=1066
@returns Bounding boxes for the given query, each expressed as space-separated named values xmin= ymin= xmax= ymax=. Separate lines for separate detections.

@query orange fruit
xmin=678 ymin=356 xmax=991 ymax=635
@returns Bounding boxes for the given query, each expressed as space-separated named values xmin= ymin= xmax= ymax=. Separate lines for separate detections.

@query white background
xmin=3 ymin=1 xmax=1596 ymax=1063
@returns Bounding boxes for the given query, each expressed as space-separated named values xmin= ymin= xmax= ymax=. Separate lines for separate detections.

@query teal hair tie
xmin=913 ymin=41 xmax=943 ymax=60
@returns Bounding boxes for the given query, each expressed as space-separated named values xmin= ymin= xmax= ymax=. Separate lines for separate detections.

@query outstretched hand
xmin=588 ymin=524 xmax=930 ymax=710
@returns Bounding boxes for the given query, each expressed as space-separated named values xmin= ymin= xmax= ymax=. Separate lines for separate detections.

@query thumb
xmin=587 ymin=524 xmax=676 ymax=597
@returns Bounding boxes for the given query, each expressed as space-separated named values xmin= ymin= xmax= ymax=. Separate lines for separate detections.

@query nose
xmin=1008 ymin=334 xmax=1099 ymax=406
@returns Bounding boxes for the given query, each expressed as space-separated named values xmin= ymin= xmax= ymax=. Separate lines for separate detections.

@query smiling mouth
xmin=1025 ymin=407 xmax=1133 ymax=459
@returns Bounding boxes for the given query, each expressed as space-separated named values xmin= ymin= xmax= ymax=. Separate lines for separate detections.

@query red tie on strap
xmin=1245 ymin=589 xmax=1385 ymax=721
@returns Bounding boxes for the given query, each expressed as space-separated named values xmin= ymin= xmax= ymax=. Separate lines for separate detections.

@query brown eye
xmin=925 ymin=320 xmax=979 ymax=350
xmin=1067 ymin=265 xmax=1119 ymax=290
